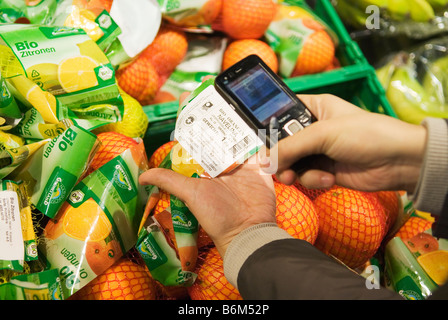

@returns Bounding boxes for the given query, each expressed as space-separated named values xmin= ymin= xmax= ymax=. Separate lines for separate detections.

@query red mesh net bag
xmin=295 ymin=183 xmax=398 ymax=269
xmin=188 ymin=247 xmax=242 ymax=300
xmin=69 ymin=250 xmax=157 ymax=300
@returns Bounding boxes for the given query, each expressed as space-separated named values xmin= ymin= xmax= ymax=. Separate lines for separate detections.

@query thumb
xmin=275 ymin=121 xmax=330 ymax=173
xmin=139 ymin=168 xmax=196 ymax=204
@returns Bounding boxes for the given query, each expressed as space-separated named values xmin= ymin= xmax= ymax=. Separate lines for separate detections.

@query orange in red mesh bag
xmin=70 ymin=256 xmax=157 ymax=300
xmin=189 ymin=247 xmax=242 ymax=300
xmin=218 ymin=0 xmax=276 ymax=39
xmin=222 ymin=39 xmax=279 ymax=74
xmin=312 ymin=186 xmax=387 ymax=269
xmin=274 ymin=181 xmax=319 ymax=244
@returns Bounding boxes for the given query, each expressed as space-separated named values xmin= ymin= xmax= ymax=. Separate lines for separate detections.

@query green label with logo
xmin=139 ymin=231 xmax=168 ymax=270
xmin=100 ymin=156 xmax=137 ymax=204
xmin=170 ymin=195 xmax=198 ymax=234
xmin=36 ymin=166 xmax=76 ymax=218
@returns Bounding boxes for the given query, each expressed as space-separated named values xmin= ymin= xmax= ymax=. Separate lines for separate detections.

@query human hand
xmin=139 ymin=90 xmax=277 ymax=257
xmin=274 ymin=94 xmax=427 ymax=193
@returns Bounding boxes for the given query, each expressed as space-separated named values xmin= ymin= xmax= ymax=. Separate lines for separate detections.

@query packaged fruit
xmin=9 ymin=125 xmax=99 ymax=219
xmin=39 ymin=140 xmax=149 ymax=298
xmin=0 ymin=24 xmax=124 ymax=131
xmin=376 ymin=39 xmax=448 ymax=124
xmin=265 ymin=0 xmax=338 ymax=78
xmin=384 ymin=217 xmax=448 ymax=299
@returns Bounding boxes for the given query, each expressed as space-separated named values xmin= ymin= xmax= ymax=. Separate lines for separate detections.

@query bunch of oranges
xmin=131 ymin=140 xmax=405 ymax=301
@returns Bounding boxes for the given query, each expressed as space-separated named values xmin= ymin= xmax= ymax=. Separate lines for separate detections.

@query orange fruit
xmin=148 ymin=141 xmax=176 ymax=169
xmin=153 ymin=189 xmax=171 ymax=216
xmin=116 ymin=57 xmax=160 ymax=103
xmin=294 ymin=182 xmax=327 ymax=201
xmin=89 ymin=131 xmax=138 ymax=172
xmin=137 ymin=65 xmax=161 ymax=105
xmin=274 ymin=182 xmax=319 ymax=244
xmin=150 ymin=90 xmax=177 ymax=104
xmin=188 ymin=247 xmax=242 ymax=300
xmin=394 ymin=217 xmax=433 ymax=241
xmin=62 ymin=198 xmax=112 ymax=242
xmin=417 ymin=250 xmax=448 ymax=286
xmin=85 ymin=239 xmax=123 ymax=275
xmin=313 ymin=186 xmax=386 ymax=269
xmin=70 ymin=257 xmax=157 ymax=300
xmin=222 ymin=39 xmax=278 ymax=73
xmin=291 ymin=30 xmax=335 ymax=77
xmin=375 ymin=191 xmax=400 ymax=234
xmin=200 ymin=0 xmax=223 ymax=24
xmin=140 ymin=24 xmax=188 ymax=79
xmin=221 ymin=0 xmax=276 ymax=39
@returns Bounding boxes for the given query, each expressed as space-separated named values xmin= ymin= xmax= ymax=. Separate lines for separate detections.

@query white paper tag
xmin=0 ymin=191 xmax=24 ymax=261
xmin=174 ymin=85 xmax=264 ymax=178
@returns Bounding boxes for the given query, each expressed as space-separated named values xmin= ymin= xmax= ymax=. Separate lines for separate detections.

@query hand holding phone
xmin=215 ymin=54 xmax=322 ymax=174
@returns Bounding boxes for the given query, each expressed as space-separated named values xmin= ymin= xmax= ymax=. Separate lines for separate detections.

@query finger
xmin=297 ymin=94 xmax=366 ymax=120
xmin=297 ymin=169 xmax=335 ymax=189
xmin=139 ymin=168 xmax=197 ymax=203
xmin=275 ymin=121 xmax=330 ymax=172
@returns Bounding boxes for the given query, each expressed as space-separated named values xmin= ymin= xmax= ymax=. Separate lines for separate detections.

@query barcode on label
xmin=231 ymin=135 xmax=253 ymax=157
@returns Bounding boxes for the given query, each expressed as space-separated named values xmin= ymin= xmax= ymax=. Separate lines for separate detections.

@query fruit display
xmin=375 ymin=37 xmax=448 ymax=124
xmin=333 ymin=0 xmax=448 ymax=39
xmin=0 ymin=0 xmax=446 ymax=302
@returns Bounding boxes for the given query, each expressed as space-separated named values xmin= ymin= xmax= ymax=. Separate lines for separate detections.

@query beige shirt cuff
xmin=412 ymin=117 xmax=448 ymax=216
xmin=223 ymin=223 xmax=293 ymax=288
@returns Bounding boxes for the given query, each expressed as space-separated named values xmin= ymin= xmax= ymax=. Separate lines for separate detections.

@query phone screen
xmin=225 ymin=64 xmax=296 ymax=126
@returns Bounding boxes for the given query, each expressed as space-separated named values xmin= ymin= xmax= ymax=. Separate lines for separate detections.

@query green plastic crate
xmin=143 ymin=0 xmax=395 ymax=157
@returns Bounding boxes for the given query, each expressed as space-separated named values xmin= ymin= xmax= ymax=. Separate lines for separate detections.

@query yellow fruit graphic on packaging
xmin=76 ymin=40 xmax=109 ymax=65
xmin=64 ymin=6 xmax=104 ymax=42
xmin=417 ymin=250 xmax=448 ymax=286
xmin=25 ymin=63 xmax=60 ymax=92
xmin=61 ymin=199 xmax=112 ymax=242
xmin=171 ymin=142 xmax=205 ymax=177
xmin=58 ymin=55 xmax=99 ymax=93
xmin=0 ymin=45 xmax=25 ymax=78
xmin=9 ymin=75 xmax=59 ymax=123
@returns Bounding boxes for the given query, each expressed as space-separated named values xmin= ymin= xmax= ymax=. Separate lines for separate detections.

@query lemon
xmin=76 ymin=40 xmax=109 ymax=65
xmin=95 ymin=91 xmax=148 ymax=138
xmin=58 ymin=55 xmax=99 ymax=93
xmin=64 ymin=6 xmax=104 ymax=42
xmin=9 ymin=75 xmax=59 ymax=123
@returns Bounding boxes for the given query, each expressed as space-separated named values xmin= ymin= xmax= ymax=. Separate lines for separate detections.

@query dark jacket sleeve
xmin=237 ymin=239 xmax=403 ymax=300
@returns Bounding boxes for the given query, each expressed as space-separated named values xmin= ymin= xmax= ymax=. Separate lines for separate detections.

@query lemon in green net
xmin=96 ymin=90 xmax=149 ymax=138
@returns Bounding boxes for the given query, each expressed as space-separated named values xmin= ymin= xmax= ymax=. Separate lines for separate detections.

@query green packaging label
xmin=11 ymin=125 xmax=98 ymax=219
xmin=100 ymin=156 xmax=137 ymax=204
xmin=36 ymin=166 xmax=77 ymax=217
xmin=136 ymin=220 xmax=197 ymax=287
xmin=384 ymin=237 xmax=438 ymax=300
xmin=0 ymin=268 xmax=63 ymax=300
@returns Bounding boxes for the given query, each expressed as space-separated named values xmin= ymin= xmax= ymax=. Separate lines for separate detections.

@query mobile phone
xmin=214 ymin=54 xmax=316 ymax=148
